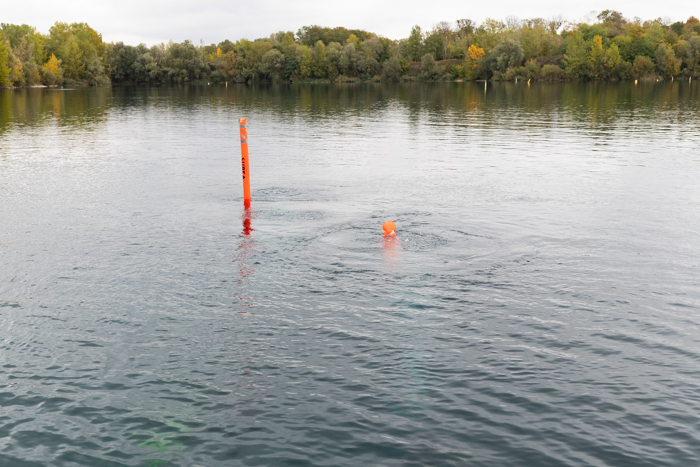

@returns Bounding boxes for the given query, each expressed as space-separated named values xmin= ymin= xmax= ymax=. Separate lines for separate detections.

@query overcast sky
xmin=2 ymin=0 xmax=696 ymax=46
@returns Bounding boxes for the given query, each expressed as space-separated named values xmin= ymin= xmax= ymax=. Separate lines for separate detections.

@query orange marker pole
xmin=239 ymin=117 xmax=251 ymax=206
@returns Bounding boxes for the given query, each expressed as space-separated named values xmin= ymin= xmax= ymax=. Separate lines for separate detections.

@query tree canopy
xmin=1 ymin=12 xmax=700 ymax=87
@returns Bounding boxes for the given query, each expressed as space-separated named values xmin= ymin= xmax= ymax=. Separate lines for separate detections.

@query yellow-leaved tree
xmin=466 ymin=44 xmax=485 ymax=79
xmin=299 ymin=46 xmax=313 ymax=78
xmin=346 ymin=34 xmax=360 ymax=47
xmin=44 ymin=53 xmax=63 ymax=80
xmin=588 ymin=35 xmax=605 ymax=78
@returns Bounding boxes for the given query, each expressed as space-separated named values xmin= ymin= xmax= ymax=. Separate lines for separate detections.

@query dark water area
xmin=1 ymin=82 xmax=700 ymax=466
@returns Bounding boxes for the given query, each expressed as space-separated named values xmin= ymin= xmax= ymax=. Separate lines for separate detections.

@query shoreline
xmin=1 ymin=75 xmax=678 ymax=90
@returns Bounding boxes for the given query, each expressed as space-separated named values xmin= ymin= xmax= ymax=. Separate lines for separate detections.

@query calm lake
xmin=1 ymin=82 xmax=700 ymax=466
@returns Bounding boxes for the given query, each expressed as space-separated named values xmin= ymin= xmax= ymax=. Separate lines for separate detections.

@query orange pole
xmin=239 ymin=117 xmax=251 ymax=205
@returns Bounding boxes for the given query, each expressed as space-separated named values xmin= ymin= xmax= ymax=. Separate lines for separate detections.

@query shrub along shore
xmin=1 ymin=12 xmax=700 ymax=88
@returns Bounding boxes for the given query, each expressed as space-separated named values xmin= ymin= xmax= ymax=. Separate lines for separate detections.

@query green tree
xmin=588 ymin=35 xmax=605 ymax=77
xmin=613 ymin=35 xmax=634 ymax=62
xmin=10 ymin=37 xmax=41 ymax=84
xmin=486 ymin=39 xmax=524 ymax=75
xmin=359 ymin=37 xmax=382 ymax=76
xmin=1 ymin=24 xmax=43 ymax=59
xmin=351 ymin=46 xmax=370 ymax=78
xmin=481 ymin=18 xmax=505 ymax=35
xmin=280 ymin=33 xmax=295 ymax=52
xmin=423 ymin=29 xmax=443 ymax=60
xmin=298 ymin=46 xmax=313 ymax=78
xmin=260 ymin=49 xmax=285 ymax=81
xmin=456 ymin=19 xmax=475 ymax=36
xmin=325 ymin=42 xmax=342 ymax=81
xmin=671 ymin=21 xmax=684 ymax=36
xmin=108 ymin=42 xmax=138 ymax=82
xmin=132 ymin=45 xmax=165 ymax=83
xmin=312 ymin=40 xmax=327 ymax=78
xmin=597 ymin=10 xmax=626 ymax=26
xmin=296 ymin=25 xmax=325 ymax=46
xmin=602 ymin=43 xmax=622 ymax=77
xmin=163 ymin=40 xmax=208 ymax=83
xmin=654 ymin=44 xmax=680 ymax=77
xmin=283 ymin=44 xmax=303 ymax=81
xmin=5 ymin=44 xmax=24 ymax=85
xmin=631 ymin=55 xmax=655 ymax=77
xmin=673 ymin=40 xmax=689 ymax=67
xmin=407 ymin=25 xmax=423 ymax=61
xmin=420 ymin=53 xmax=441 ymax=80
xmin=435 ymin=21 xmax=454 ymax=60
xmin=1 ymin=23 xmax=44 ymax=81
xmin=61 ymin=36 xmax=84 ymax=79
xmin=564 ymin=33 xmax=592 ymax=79
xmin=687 ymin=36 xmax=700 ymax=75
xmin=521 ymin=19 xmax=563 ymax=58
xmin=339 ymin=43 xmax=358 ymax=76
xmin=0 ymin=39 xmax=10 ymax=87
xmin=45 ymin=22 xmax=108 ymax=83
xmin=381 ymin=56 xmax=403 ymax=81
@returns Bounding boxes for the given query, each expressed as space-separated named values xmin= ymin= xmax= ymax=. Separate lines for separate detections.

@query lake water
xmin=1 ymin=82 xmax=700 ymax=466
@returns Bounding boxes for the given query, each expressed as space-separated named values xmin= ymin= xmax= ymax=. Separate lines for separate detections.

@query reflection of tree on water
xmin=0 ymin=87 xmax=112 ymax=134
xmin=231 ymin=205 xmax=257 ymax=307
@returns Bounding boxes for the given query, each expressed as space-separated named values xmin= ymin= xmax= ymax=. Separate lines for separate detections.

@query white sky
xmin=2 ymin=0 xmax=697 ymax=46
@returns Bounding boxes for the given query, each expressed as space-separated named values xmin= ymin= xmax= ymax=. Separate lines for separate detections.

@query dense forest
xmin=1 ymin=12 xmax=700 ymax=87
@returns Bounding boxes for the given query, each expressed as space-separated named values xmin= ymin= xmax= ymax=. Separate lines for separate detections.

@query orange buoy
xmin=383 ymin=221 xmax=397 ymax=236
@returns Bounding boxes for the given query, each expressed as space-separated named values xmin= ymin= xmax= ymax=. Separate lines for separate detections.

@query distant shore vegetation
xmin=1 ymin=12 xmax=700 ymax=87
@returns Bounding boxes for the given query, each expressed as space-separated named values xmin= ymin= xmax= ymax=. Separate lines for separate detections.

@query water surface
xmin=1 ymin=82 xmax=700 ymax=466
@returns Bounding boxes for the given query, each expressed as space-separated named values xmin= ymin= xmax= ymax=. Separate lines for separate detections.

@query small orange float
xmin=383 ymin=221 xmax=397 ymax=236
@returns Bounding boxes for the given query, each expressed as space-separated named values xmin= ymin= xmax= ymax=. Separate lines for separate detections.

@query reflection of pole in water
xmin=242 ymin=200 xmax=253 ymax=235
xmin=232 ymin=205 xmax=256 ymax=306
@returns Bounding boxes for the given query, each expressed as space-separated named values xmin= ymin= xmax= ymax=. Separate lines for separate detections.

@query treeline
xmin=2 ymin=12 xmax=700 ymax=87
